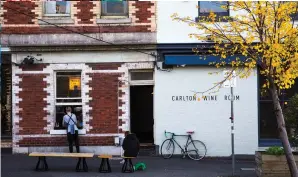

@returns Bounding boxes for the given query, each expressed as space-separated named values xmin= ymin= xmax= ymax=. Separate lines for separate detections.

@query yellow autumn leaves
xmin=172 ymin=1 xmax=298 ymax=91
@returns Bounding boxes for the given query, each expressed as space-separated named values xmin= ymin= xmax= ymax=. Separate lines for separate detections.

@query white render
xmin=157 ymin=1 xmax=279 ymax=43
xmin=12 ymin=51 xmax=156 ymax=64
xmin=154 ymin=67 xmax=258 ymax=156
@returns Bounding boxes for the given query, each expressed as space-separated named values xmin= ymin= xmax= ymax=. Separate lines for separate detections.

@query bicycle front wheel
xmin=161 ymin=139 xmax=175 ymax=159
xmin=186 ymin=140 xmax=207 ymax=160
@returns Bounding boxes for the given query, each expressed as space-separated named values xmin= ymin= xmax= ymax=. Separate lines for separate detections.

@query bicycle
xmin=160 ymin=131 xmax=207 ymax=160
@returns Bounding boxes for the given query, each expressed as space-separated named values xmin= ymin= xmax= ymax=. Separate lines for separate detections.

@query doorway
xmin=130 ymin=85 xmax=154 ymax=144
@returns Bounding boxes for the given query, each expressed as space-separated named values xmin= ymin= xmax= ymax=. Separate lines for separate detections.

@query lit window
xmin=54 ymin=72 xmax=82 ymax=130
xmin=101 ymin=0 xmax=128 ymax=16
xmin=44 ymin=1 xmax=71 ymax=16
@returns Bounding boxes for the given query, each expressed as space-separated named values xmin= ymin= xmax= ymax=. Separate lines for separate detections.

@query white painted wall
xmin=12 ymin=51 xmax=156 ymax=64
xmin=157 ymin=1 xmax=199 ymax=43
xmin=154 ymin=66 xmax=258 ymax=156
xmin=157 ymin=1 xmax=298 ymax=43
xmin=157 ymin=1 xmax=247 ymax=43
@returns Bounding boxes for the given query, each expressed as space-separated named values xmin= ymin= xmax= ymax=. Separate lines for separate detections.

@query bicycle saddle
xmin=187 ymin=131 xmax=194 ymax=134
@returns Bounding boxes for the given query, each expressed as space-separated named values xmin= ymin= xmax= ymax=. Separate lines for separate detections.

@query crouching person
xmin=120 ymin=131 xmax=140 ymax=163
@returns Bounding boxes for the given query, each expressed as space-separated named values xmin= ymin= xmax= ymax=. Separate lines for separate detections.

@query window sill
xmin=96 ymin=17 xmax=132 ymax=24
xmin=43 ymin=14 xmax=71 ymax=17
xmin=50 ymin=129 xmax=86 ymax=135
xmin=195 ymin=16 xmax=232 ymax=22
xmin=39 ymin=17 xmax=75 ymax=25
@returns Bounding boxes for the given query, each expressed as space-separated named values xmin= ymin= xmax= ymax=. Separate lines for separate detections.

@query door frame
xmin=129 ymin=70 xmax=154 ymax=144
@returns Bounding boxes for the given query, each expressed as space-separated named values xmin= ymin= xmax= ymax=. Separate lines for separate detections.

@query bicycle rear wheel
xmin=186 ymin=140 xmax=207 ymax=160
xmin=161 ymin=139 xmax=175 ymax=159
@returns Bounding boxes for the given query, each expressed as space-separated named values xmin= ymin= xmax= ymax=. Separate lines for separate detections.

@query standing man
xmin=63 ymin=106 xmax=80 ymax=153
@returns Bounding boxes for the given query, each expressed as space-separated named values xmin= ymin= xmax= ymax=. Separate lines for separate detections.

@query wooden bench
xmin=29 ymin=152 xmax=94 ymax=172
xmin=98 ymin=155 xmax=112 ymax=173
xmin=121 ymin=157 xmax=135 ymax=173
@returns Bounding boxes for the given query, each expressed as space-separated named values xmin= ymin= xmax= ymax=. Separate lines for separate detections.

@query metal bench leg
xmin=35 ymin=157 xmax=48 ymax=171
xmin=129 ymin=159 xmax=134 ymax=172
xmin=76 ymin=157 xmax=82 ymax=172
xmin=43 ymin=157 xmax=49 ymax=171
xmin=83 ymin=158 xmax=88 ymax=172
xmin=121 ymin=159 xmax=127 ymax=172
xmin=99 ymin=158 xmax=111 ymax=173
xmin=35 ymin=157 xmax=41 ymax=171
xmin=122 ymin=159 xmax=134 ymax=173
xmin=107 ymin=159 xmax=111 ymax=172
xmin=76 ymin=157 xmax=88 ymax=172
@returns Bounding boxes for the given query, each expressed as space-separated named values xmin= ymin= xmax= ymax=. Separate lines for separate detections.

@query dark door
xmin=130 ymin=85 xmax=154 ymax=144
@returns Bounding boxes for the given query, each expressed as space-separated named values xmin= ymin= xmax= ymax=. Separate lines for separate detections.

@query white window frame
xmin=129 ymin=70 xmax=154 ymax=86
xmin=101 ymin=0 xmax=128 ymax=17
xmin=43 ymin=1 xmax=71 ymax=17
xmin=50 ymin=70 xmax=85 ymax=135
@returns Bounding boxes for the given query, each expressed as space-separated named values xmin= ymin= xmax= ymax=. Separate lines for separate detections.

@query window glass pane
xmin=101 ymin=0 xmax=128 ymax=16
xmin=54 ymin=105 xmax=82 ymax=130
xmin=56 ymin=72 xmax=81 ymax=98
xmin=259 ymin=74 xmax=298 ymax=101
xmin=131 ymin=72 xmax=153 ymax=80
xmin=45 ymin=2 xmax=56 ymax=14
xmin=199 ymin=1 xmax=228 ymax=13
xmin=45 ymin=1 xmax=70 ymax=14
xmin=283 ymin=79 xmax=298 ymax=100
xmin=260 ymin=102 xmax=279 ymax=139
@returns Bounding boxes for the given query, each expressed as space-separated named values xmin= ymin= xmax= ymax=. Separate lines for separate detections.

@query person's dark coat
xmin=122 ymin=133 xmax=140 ymax=157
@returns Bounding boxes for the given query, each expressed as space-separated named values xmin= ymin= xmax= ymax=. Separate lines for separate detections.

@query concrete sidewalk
xmin=1 ymin=151 xmax=256 ymax=177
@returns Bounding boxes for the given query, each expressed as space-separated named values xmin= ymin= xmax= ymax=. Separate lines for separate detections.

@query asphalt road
xmin=1 ymin=152 xmax=256 ymax=177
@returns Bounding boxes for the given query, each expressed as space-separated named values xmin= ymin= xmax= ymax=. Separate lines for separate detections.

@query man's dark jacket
xmin=122 ymin=133 xmax=140 ymax=157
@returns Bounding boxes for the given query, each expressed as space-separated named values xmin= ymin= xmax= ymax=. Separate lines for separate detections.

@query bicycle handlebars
xmin=164 ymin=131 xmax=174 ymax=137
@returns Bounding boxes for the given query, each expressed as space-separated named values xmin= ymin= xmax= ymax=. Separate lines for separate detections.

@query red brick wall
xmin=1 ymin=1 xmax=156 ymax=34
xmin=18 ymin=136 xmax=114 ymax=147
xmin=133 ymin=1 xmax=154 ymax=23
xmin=17 ymin=73 xmax=48 ymax=135
xmin=2 ymin=1 xmax=37 ymax=25
xmin=75 ymin=1 xmax=96 ymax=24
xmin=88 ymin=63 xmax=123 ymax=70
xmin=20 ymin=64 xmax=49 ymax=71
xmin=87 ymin=73 xmax=122 ymax=134
xmin=13 ymin=62 xmax=127 ymax=148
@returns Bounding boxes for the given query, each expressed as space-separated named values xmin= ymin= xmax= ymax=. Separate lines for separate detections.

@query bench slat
xmin=122 ymin=156 xmax=136 ymax=159
xmin=98 ymin=155 xmax=112 ymax=159
xmin=29 ymin=152 xmax=94 ymax=158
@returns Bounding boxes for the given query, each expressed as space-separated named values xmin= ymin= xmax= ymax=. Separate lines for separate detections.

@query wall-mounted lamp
xmin=21 ymin=55 xmax=43 ymax=65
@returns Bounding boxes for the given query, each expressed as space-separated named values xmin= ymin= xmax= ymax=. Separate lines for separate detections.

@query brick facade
xmin=11 ymin=62 xmax=154 ymax=152
xmin=88 ymin=73 xmax=122 ymax=134
xmin=133 ymin=1 xmax=154 ymax=23
xmin=4 ymin=0 xmax=156 ymax=154
xmin=18 ymin=136 xmax=114 ymax=147
xmin=1 ymin=1 xmax=156 ymax=34
xmin=2 ymin=1 xmax=37 ymax=25
xmin=75 ymin=1 xmax=96 ymax=25
xmin=17 ymin=74 xmax=49 ymax=135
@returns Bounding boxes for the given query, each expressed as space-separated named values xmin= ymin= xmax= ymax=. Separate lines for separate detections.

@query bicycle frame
xmin=166 ymin=132 xmax=193 ymax=154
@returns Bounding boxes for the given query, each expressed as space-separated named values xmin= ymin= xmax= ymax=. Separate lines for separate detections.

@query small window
xmin=54 ymin=72 xmax=82 ymax=130
xmin=131 ymin=71 xmax=154 ymax=81
xmin=199 ymin=1 xmax=229 ymax=17
xmin=44 ymin=1 xmax=71 ymax=16
xmin=101 ymin=0 xmax=128 ymax=16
